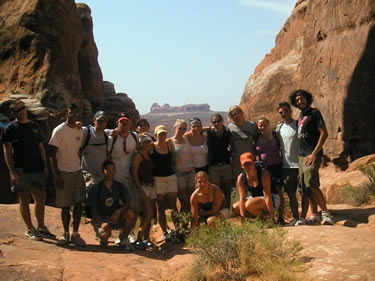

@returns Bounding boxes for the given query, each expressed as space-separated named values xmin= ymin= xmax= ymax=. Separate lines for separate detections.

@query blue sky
xmin=78 ymin=0 xmax=296 ymax=114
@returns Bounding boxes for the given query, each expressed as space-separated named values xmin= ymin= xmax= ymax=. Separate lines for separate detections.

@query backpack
xmin=108 ymin=131 xmax=138 ymax=159
xmin=80 ymin=125 xmax=109 ymax=154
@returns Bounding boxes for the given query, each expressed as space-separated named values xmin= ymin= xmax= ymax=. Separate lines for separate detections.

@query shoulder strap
xmin=130 ymin=131 xmax=137 ymax=142
xmin=255 ymin=163 xmax=263 ymax=189
xmin=253 ymin=132 xmax=261 ymax=154
xmin=109 ymin=136 xmax=117 ymax=159
xmin=80 ymin=125 xmax=92 ymax=152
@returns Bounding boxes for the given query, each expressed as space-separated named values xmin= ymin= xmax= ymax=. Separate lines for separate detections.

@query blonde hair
xmin=227 ymin=105 xmax=244 ymax=122
xmin=194 ymin=171 xmax=210 ymax=188
xmin=174 ymin=119 xmax=187 ymax=128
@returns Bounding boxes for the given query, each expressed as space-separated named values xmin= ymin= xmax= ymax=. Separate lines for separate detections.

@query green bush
xmin=186 ymin=219 xmax=303 ymax=281
xmin=359 ymin=163 xmax=375 ymax=194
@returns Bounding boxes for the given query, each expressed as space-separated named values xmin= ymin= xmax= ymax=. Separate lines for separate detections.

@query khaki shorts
xmin=154 ymin=175 xmax=178 ymax=195
xmin=56 ymin=170 xmax=86 ymax=208
xmin=298 ymin=156 xmax=321 ymax=195
xmin=141 ymin=184 xmax=157 ymax=200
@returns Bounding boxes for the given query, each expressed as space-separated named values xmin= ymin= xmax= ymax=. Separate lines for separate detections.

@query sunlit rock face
xmin=241 ymin=0 xmax=375 ymax=167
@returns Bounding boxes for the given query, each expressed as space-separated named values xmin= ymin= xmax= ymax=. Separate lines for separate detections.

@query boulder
xmin=240 ymin=0 xmax=375 ymax=166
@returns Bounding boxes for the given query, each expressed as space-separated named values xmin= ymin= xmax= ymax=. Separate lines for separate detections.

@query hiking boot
xmin=57 ymin=232 xmax=70 ymax=246
xmin=119 ymin=238 xmax=134 ymax=251
xmin=25 ymin=228 xmax=43 ymax=241
xmin=37 ymin=226 xmax=56 ymax=239
xmin=322 ymin=213 xmax=335 ymax=225
xmin=134 ymin=239 xmax=147 ymax=250
xmin=306 ymin=215 xmax=321 ymax=225
xmin=70 ymin=233 xmax=86 ymax=247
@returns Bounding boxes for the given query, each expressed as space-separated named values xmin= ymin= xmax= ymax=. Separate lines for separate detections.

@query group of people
xmin=1 ymin=88 xmax=334 ymax=251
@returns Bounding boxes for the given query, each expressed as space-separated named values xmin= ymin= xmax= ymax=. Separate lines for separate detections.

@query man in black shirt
xmin=290 ymin=89 xmax=334 ymax=225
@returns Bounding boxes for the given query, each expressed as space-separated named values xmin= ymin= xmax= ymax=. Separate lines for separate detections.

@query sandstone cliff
xmin=241 ymin=0 xmax=375 ymax=167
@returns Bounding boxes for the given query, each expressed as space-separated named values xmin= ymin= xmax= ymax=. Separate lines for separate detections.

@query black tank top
xmin=137 ymin=153 xmax=154 ymax=184
xmin=150 ymin=145 xmax=174 ymax=177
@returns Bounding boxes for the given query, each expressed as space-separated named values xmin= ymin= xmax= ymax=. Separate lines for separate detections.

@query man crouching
xmin=87 ymin=160 xmax=136 ymax=250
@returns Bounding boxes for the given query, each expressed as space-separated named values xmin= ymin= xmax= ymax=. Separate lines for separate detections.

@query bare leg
xmin=287 ymin=191 xmax=299 ymax=219
xmin=122 ymin=209 xmax=137 ymax=238
xmin=61 ymin=207 xmax=71 ymax=233
xmin=156 ymin=195 xmax=167 ymax=233
xmin=18 ymin=192 xmax=34 ymax=229
xmin=72 ymin=203 xmax=82 ymax=232
xmin=31 ymin=188 xmax=46 ymax=228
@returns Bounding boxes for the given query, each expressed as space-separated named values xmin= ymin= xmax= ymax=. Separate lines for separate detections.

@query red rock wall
xmin=241 ymin=0 xmax=375 ymax=166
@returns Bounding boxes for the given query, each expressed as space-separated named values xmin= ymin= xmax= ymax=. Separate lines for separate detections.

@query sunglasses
xmin=230 ymin=111 xmax=239 ymax=117
xmin=178 ymin=127 xmax=187 ymax=131
xmin=123 ymin=141 xmax=129 ymax=154
xmin=97 ymin=119 xmax=107 ymax=123
xmin=211 ymin=119 xmax=222 ymax=124
xmin=13 ymin=105 xmax=26 ymax=113
xmin=243 ymin=162 xmax=253 ymax=167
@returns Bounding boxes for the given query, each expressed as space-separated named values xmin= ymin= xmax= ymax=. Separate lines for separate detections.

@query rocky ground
xmin=0 ymin=203 xmax=375 ymax=281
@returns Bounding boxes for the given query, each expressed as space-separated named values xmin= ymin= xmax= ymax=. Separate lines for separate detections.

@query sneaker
xmin=286 ymin=218 xmax=299 ymax=226
xmin=128 ymin=232 xmax=136 ymax=244
xmin=57 ymin=232 xmax=70 ymax=246
xmin=145 ymin=240 xmax=158 ymax=250
xmin=70 ymin=233 xmax=86 ymax=247
xmin=306 ymin=215 xmax=321 ymax=225
xmin=134 ymin=239 xmax=147 ymax=250
xmin=25 ymin=228 xmax=43 ymax=241
xmin=295 ymin=218 xmax=307 ymax=225
xmin=119 ymin=238 xmax=134 ymax=251
xmin=322 ymin=213 xmax=334 ymax=225
xmin=114 ymin=237 xmax=121 ymax=246
xmin=37 ymin=226 xmax=56 ymax=239
xmin=163 ymin=232 xmax=171 ymax=242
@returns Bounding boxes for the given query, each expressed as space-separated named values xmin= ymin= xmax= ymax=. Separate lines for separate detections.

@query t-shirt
xmin=1 ymin=120 xmax=44 ymax=173
xmin=49 ymin=123 xmax=83 ymax=172
xmin=277 ymin=120 xmax=299 ymax=168
xmin=298 ymin=108 xmax=325 ymax=157
xmin=207 ymin=126 xmax=232 ymax=165
xmin=87 ymin=181 xmax=131 ymax=217
xmin=81 ymin=126 xmax=111 ymax=181
xmin=228 ymin=121 xmax=257 ymax=177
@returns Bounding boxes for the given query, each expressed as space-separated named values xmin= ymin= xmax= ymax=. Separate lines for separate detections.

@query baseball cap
xmin=117 ymin=116 xmax=129 ymax=123
xmin=93 ymin=111 xmax=107 ymax=120
xmin=154 ymin=125 xmax=167 ymax=135
xmin=240 ymin=152 xmax=254 ymax=166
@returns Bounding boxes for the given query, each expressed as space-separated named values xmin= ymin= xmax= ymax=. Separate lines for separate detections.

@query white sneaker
xmin=306 ymin=215 xmax=321 ymax=225
xmin=286 ymin=218 xmax=299 ymax=226
xmin=114 ymin=237 xmax=121 ymax=246
xmin=295 ymin=218 xmax=307 ymax=225
xmin=322 ymin=213 xmax=334 ymax=225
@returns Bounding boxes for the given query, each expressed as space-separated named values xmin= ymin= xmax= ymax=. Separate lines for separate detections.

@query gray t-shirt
xmin=228 ymin=120 xmax=257 ymax=178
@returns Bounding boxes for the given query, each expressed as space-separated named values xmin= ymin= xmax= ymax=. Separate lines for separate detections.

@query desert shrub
xmin=344 ymin=183 xmax=372 ymax=206
xmin=186 ymin=219 xmax=303 ymax=281
xmin=359 ymin=163 xmax=375 ymax=194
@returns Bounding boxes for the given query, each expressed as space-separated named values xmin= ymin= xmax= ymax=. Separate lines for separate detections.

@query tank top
xmin=190 ymin=141 xmax=208 ymax=168
xmin=172 ymin=139 xmax=194 ymax=173
xmin=137 ymin=153 xmax=154 ymax=184
xmin=150 ymin=144 xmax=174 ymax=177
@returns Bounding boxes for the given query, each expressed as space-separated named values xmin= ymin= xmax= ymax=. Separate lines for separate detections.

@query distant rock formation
xmin=240 ymin=0 xmax=375 ymax=168
xmin=150 ymin=103 xmax=211 ymax=113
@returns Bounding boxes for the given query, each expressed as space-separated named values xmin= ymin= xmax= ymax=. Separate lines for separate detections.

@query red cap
xmin=240 ymin=152 xmax=254 ymax=166
xmin=117 ymin=116 xmax=129 ymax=123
